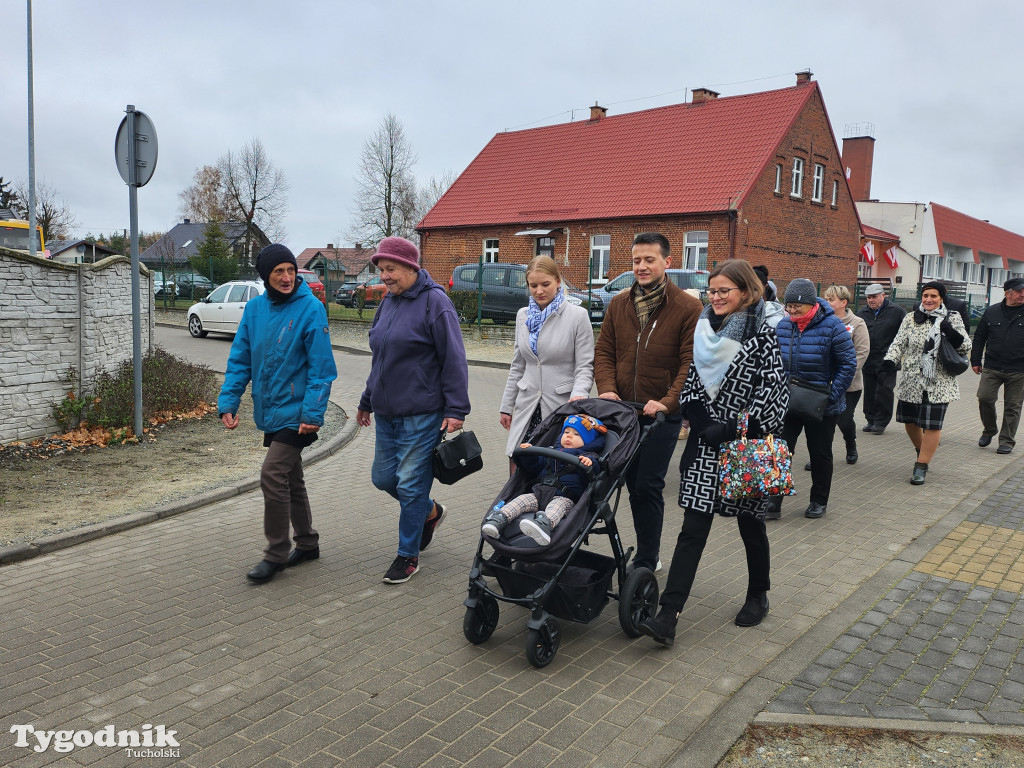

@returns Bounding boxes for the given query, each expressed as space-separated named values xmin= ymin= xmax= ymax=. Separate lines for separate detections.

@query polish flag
xmin=884 ymin=246 xmax=899 ymax=268
xmin=861 ymin=241 xmax=875 ymax=265
xmin=845 ymin=167 xmax=852 ymax=180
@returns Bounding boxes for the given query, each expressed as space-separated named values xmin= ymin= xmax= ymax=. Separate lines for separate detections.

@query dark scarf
xmin=632 ymin=278 xmax=667 ymax=329
xmin=266 ymin=276 xmax=304 ymax=304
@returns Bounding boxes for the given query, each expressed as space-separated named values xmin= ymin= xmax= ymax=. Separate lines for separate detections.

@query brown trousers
xmin=261 ymin=440 xmax=318 ymax=562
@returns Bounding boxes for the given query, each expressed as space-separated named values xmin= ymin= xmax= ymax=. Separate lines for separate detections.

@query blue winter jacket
xmin=358 ymin=270 xmax=471 ymax=420
xmin=775 ymin=299 xmax=857 ymax=415
xmin=219 ymin=281 xmax=337 ymax=433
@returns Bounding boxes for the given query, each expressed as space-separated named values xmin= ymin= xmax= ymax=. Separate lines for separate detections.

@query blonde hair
xmin=525 ymin=255 xmax=562 ymax=283
xmin=823 ymin=284 xmax=852 ymax=303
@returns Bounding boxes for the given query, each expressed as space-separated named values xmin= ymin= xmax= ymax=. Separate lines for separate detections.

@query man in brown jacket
xmin=595 ymin=232 xmax=703 ymax=572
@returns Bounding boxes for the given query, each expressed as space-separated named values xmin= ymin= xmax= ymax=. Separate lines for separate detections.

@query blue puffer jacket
xmin=775 ymin=299 xmax=857 ymax=415
xmin=219 ymin=281 xmax=337 ymax=433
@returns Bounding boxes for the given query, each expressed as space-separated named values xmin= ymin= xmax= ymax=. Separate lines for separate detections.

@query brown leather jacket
xmin=594 ymin=280 xmax=703 ymax=414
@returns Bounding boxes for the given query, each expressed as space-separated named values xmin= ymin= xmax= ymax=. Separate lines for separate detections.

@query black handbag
xmin=938 ymin=336 xmax=969 ymax=376
xmin=787 ymin=377 xmax=830 ymax=422
xmin=432 ymin=428 xmax=483 ymax=485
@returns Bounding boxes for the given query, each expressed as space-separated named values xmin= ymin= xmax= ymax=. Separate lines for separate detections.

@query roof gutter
xmin=728 ymin=210 xmax=737 ymax=261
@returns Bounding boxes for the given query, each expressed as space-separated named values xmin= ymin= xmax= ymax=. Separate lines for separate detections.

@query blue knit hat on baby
xmin=561 ymin=414 xmax=607 ymax=449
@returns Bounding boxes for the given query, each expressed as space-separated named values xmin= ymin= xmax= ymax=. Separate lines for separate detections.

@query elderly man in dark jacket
xmin=971 ymin=277 xmax=1024 ymax=454
xmin=858 ymin=283 xmax=906 ymax=434
xmin=771 ymin=279 xmax=857 ymax=520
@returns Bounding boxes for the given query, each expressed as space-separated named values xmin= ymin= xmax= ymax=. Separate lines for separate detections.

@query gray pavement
xmin=1 ymin=322 xmax=1022 ymax=767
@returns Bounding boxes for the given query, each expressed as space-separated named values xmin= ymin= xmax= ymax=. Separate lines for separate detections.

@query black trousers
xmin=660 ymin=508 xmax=771 ymax=613
xmin=862 ymin=367 xmax=897 ymax=428
xmin=624 ymin=412 xmax=681 ymax=569
xmin=782 ymin=412 xmax=838 ymax=505
xmin=836 ymin=390 xmax=863 ymax=446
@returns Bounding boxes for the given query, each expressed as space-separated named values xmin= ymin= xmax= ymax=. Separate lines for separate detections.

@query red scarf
xmin=792 ymin=302 xmax=819 ymax=332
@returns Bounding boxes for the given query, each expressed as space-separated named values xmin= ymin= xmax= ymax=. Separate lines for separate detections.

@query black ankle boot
xmin=735 ymin=592 xmax=769 ymax=627
xmin=911 ymin=462 xmax=928 ymax=485
xmin=639 ymin=606 xmax=679 ymax=646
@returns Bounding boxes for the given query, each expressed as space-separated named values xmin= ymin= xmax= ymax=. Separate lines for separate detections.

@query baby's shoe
xmin=481 ymin=511 xmax=508 ymax=539
xmin=519 ymin=513 xmax=552 ymax=546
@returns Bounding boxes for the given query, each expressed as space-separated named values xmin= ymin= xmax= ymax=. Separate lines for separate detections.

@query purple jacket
xmin=358 ymin=270 xmax=471 ymax=420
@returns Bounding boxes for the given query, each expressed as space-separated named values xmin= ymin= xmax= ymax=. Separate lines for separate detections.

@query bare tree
xmin=218 ymin=138 xmax=289 ymax=268
xmin=177 ymin=165 xmax=232 ymax=223
xmin=417 ymin=169 xmax=457 ymax=222
xmin=13 ymin=180 xmax=79 ymax=243
xmin=350 ymin=113 xmax=419 ymax=243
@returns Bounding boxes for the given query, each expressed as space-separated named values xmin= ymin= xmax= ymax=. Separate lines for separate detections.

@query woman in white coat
xmin=499 ymin=256 xmax=595 ymax=468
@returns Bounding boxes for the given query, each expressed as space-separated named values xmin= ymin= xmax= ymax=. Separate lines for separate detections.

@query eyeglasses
xmin=706 ymin=288 xmax=737 ymax=298
xmin=785 ymin=303 xmax=811 ymax=312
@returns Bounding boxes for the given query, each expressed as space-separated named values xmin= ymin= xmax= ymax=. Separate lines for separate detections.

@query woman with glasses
xmin=639 ymin=260 xmax=788 ymax=646
xmin=766 ymin=279 xmax=857 ymax=521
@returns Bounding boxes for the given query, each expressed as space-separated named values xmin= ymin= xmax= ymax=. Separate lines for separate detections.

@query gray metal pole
xmin=126 ymin=105 xmax=143 ymax=439
xmin=26 ymin=0 xmax=37 ymax=258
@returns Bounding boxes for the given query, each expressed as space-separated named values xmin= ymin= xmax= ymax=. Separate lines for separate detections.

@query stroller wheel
xmin=525 ymin=617 xmax=560 ymax=668
xmin=463 ymin=595 xmax=500 ymax=644
xmin=619 ymin=567 xmax=660 ymax=638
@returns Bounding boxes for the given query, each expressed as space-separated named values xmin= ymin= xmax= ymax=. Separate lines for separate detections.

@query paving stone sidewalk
xmin=1 ymin=324 xmax=1021 ymax=768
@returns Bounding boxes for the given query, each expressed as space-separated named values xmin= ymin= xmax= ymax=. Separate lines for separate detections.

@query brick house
xmin=294 ymin=243 xmax=374 ymax=288
xmin=417 ymin=72 xmax=861 ymax=292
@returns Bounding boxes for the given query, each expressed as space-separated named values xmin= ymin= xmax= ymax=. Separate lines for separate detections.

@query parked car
xmin=173 ymin=273 xmax=215 ymax=299
xmin=187 ymin=280 xmax=265 ymax=338
xmin=448 ymin=263 xmax=604 ymax=324
xmin=357 ymin=275 xmax=388 ymax=307
xmin=596 ymin=268 xmax=709 ymax=307
xmin=297 ymin=268 xmax=326 ymax=304
xmin=333 ymin=279 xmax=362 ymax=307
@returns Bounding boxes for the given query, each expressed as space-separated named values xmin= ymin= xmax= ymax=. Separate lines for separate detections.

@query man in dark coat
xmin=858 ymin=283 xmax=906 ymax=434
xmin=971 ymin=277 xmax=1024 ymax=454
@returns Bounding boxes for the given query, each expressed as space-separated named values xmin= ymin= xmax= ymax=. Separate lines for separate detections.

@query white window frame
xmin=590 ymin=234 xmax=610 ymax=282
xmin=812 ymin=163 xmax=825 ymax=202
xmin=683 ymin=231 xmax=709 ymax=270
xmin=791 ymin=157 xmax=804 ymax=198
xmin=774 ymin=164 xmax=782 ymax=193
xmin=483 ymin=239 xmax=499 ymax=263
xmin=831 ymin=180 xmax=839 ymax=206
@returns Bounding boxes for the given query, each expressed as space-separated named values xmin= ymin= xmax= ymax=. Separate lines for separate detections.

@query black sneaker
xmin=383 ymin=555 xmax=419 ymax=584
xmin=639 ymin=607 xmax=679 ymax=646
xmin=519 ymin=514 xmax=553 ymax=546
xmin=420 ymin=502 xmax=446 ymax=550
xmin=481 ymin=511 xmax=507 ymax=539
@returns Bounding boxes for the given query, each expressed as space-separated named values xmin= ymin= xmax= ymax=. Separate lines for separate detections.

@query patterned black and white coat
xmin=677 ymin=320 xmax=789 ymax=518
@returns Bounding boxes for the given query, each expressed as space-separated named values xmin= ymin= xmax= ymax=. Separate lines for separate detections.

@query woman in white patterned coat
xmin=639 ymin=260 xmax=788 ymax=647
xmin=881 ymin=281 xmax=971 ymax=486
xmin=499 ymin=256 xmax=595 ymax=467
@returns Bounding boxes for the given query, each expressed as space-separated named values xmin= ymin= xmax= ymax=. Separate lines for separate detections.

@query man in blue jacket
xmin=219 ymin=244 xmax=338 ymax=583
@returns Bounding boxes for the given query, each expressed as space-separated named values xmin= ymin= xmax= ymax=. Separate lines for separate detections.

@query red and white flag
xmin=861 ymin=241 xmax=875 ymax=265
xmin=884 ymin=246 xmax=899 ymax=268
xmin=845 ymin=166 xmax=852 ymax=180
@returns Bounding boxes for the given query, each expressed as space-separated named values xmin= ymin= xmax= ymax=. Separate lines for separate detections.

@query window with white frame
xmin=922 ymin=254 xmax=938 ymax=277
xmin=683 ymin=231 xmax=709 ymax=270
xmin=774 ymin=164 xmax=782 ymax=193
xmin=831 ymin=180 xmax=839 ymax=206
xmin=483 ymin=239 xmax=499 ymax=263
xmin=535 ymin=237 xmax=555 ymax=257
xmin=812 ymin=163 xmax=825 ymax=202
xmin=791 ymin=157 xmax=804 ymax=197
xmin=590 ymin=235 xmax=610 ymax=281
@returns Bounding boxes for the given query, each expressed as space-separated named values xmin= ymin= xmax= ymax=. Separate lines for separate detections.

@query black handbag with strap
xmin=787 ymin=377 xmax=830 ymax=422
xmin=938 ymin=335 xmax=969 ymax=376
xmin=432 ymin=428 xmax=484 ymax=484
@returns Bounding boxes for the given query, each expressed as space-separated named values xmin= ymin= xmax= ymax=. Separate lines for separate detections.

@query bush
xmin=54 ymin=348 xmax=217 ymax=432
xmin=448 ymin=290 xmax=483 ymax=322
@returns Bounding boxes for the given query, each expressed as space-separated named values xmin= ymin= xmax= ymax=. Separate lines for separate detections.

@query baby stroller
xmin=463 ymin=398 xmax=664 ymax=667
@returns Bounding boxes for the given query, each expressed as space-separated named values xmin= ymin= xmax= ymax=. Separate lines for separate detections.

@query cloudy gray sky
xmin=5 ymin=0 xmax=1023 ymax=249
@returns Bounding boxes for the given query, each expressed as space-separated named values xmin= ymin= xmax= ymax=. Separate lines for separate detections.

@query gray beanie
xmin=784 ymin=278 xmax=817 ymax=305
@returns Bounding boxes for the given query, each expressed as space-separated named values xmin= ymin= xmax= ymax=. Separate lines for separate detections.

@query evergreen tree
xmin=191 ymin=221 xmax=238 ymax=284
xmin=0 ymin=176 xmax=20 ymax=212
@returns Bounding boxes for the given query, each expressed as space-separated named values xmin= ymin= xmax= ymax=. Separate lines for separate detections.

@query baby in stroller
xmin=481 ymin=414 xmax=607 ymax=546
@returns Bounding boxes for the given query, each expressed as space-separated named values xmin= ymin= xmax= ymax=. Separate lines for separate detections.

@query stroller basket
xmin=495 ymin=549 xmax=616 ymax=623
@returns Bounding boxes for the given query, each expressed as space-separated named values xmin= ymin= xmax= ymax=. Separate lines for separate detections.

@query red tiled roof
xmin=419 ymin=84 xmax=819 ymax=229
xmin=861 ymin=224 xmax=900 ymax=242
xmin=931 ymin=202 xmax=1024 ymax=267
xmin=294 ymin=247 xmax=372 ymax=273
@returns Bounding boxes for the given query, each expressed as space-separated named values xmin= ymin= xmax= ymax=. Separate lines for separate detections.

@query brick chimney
xmin=691 ymin=87 xmax=720 ymax=103
xmin=327 ymin=243 xmax=334 ymax=250
xmin=842 ymin=125 xmax=876 ymax=202
xmin=589 ymin=102 xmax=607 ymax=121
xmin=796 ymin=69 xmax=813 ymax=84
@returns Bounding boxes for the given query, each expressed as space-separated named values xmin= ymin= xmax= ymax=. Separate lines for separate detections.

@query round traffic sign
xmin=115 ymin=109 xmax=158 ymax=187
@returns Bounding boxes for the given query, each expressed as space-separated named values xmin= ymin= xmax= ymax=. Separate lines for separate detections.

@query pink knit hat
xmin=371 ymin=237 xmax=420 ymax=271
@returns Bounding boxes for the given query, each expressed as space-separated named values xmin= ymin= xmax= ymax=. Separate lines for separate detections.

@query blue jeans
xmin=372 ymin=411 xmax=444 ymax=559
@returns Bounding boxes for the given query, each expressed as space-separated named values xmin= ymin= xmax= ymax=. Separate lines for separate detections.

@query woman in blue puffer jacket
xmin=768 ymin=279 xmax=857 ymax=521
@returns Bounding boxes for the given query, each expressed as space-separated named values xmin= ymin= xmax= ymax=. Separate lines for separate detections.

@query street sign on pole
xmin=115 ymin=105 xmax=158 ymax=440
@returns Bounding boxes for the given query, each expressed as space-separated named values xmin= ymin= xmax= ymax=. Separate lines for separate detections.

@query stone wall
xmin=0 ymin=248 xmax=153 ymax=443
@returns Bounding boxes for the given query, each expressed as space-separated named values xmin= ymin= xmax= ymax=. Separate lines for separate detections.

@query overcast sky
xmin=5 ymin=0 xmax=1023 ymax=250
